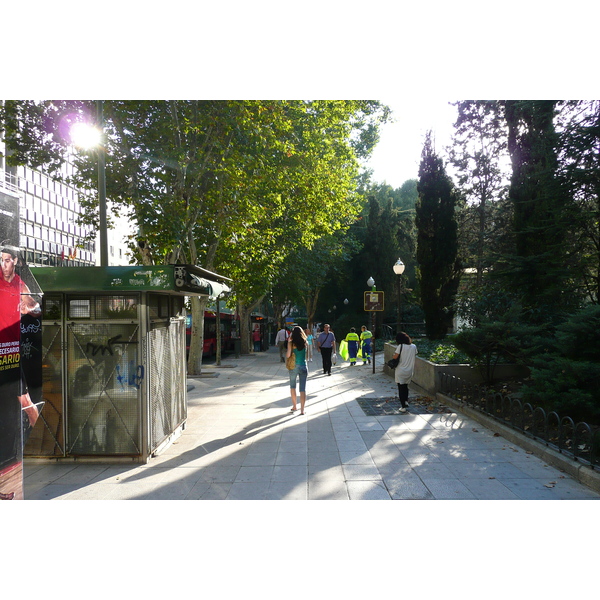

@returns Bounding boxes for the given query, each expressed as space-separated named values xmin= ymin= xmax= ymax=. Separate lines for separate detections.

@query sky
xmin=364 ymin=99 xmax=459 ymax=188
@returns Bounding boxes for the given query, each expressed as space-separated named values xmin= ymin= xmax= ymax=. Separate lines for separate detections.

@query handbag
xmin=286 ymin=350 xmax=296 ymax=370
xmin=387 ymin=357 xmax=399 ymax=369
xmin=387 ymin=344 xmax=403 ymax=369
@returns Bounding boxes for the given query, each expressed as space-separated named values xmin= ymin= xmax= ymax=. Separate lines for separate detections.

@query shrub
xmin=416 ymin=338 xmax=470 ymax=364
xmin=522 ymin=304 xmax=600 ymax=424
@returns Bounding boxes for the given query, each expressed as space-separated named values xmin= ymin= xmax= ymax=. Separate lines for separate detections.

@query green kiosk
xmin=25 ymin=264 xmax=229 ymax=463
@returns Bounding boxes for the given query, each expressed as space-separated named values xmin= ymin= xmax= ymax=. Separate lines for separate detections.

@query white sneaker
xmin=399 ymin=407 xmax=407 ymax=413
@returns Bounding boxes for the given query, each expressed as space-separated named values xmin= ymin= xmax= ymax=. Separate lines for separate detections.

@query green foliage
xmin=449 ymin=101 xmax=509 ymax=285
xmin=416 ymin=338 xmax=469 ymax=364
xmin=521 ymin=304 xmax=600 ymax=423
xmin=416 ymin=132 xmax=462 ymax=339
xmin=503 ymin=100 xmax=580 ymax=320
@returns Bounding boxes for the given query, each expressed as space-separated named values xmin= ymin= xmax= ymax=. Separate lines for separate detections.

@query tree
xmin=449 ymin=101 xmax=509 ymax=286
xmin=555 ymin=100 xmax=600 ymax=304
xmin=1 ymin=100 xmax=390 ymax=363
xmin=416 ymin=131 xmax=462 ymax=339
xmin=503 ymin=100 xmax=579 ymax=322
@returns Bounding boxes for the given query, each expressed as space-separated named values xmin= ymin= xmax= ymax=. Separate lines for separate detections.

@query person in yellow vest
xmin=360 ymin=325 xmax=373 ymax=365
xmin=344 ymin=327 xmax=360 ymax=366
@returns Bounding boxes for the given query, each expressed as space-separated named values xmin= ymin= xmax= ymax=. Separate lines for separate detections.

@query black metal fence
xmin=438 ymin=372 xmax=600 ymax=470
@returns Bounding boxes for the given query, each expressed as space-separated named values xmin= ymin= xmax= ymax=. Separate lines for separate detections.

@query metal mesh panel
xmin=149 ymin=318 xmax=187 ymax=452
xmin=66 ymin=322 xmax=141 ymax=455
xmin=24 ymin=323 xmax=65 ymax=456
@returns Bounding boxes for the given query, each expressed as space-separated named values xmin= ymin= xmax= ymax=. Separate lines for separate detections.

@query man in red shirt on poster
xmin=0 ymin=245 xmax=41 ymax=500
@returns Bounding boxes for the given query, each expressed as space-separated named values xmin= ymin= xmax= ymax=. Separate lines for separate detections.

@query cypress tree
xmin=416 ymin=132 xmax=462 ymax=339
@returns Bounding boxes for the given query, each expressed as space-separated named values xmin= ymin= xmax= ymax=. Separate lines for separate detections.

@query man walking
xmin=275 ymin=325 xmax=289 ymax=362
xmin=316 ymin=323 xmax=336 ymax=376
xmin=360 ymin=325 xmax=373 ymax=365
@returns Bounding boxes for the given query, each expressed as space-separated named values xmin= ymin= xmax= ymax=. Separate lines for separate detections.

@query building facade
xmin=0 ymin=154 xmax=130 ymax=267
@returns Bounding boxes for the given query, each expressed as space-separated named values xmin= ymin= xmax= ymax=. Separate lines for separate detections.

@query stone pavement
xmin=23 ymin=346 xmax=600 ymax=500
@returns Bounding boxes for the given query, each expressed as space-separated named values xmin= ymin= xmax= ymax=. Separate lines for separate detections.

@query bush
xmin=416 ymin=338 xmax=470 ymax=364
xmin=522 ymin=304 xmax=600 ymax=424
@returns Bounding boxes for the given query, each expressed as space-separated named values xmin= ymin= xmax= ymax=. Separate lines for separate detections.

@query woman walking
xmin=392 ymin=332 xmax=418 ymax=413
xmin=287 ymin=326 xmax=309 ymax=414
xmin=305 ymin=328 xmax=314 ymax=361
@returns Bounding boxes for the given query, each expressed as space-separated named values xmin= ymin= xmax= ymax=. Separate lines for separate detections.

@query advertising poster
xmin=0 ymin=189 xmax=43 ymax=500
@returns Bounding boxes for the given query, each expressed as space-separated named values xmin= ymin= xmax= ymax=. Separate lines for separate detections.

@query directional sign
xmin=364 ymin=291 xmax=384 ymax=311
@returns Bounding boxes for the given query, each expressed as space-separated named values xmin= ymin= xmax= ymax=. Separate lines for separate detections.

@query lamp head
xmin=393 ymin=258 xmax=405 ymax=275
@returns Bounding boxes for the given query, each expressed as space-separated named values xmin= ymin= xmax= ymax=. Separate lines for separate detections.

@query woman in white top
xmin=392 ymin=331 xmax=418 ymax=413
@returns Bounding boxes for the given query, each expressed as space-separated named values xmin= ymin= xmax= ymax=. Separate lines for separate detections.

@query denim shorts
xmin=288 ymin=365 xmax=308 ymax=392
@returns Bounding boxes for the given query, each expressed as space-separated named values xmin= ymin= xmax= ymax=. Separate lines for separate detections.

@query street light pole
xmin=367 ymin=277 xmax=376 ymax=374
xmin=393 ymin=258 xmax=405 ymax=335
xmin=96 ymin=100 xmax=108 ymax=267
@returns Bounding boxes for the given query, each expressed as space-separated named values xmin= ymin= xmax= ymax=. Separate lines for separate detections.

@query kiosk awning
xmin=30 ymin=265 xmax=231 ymax=297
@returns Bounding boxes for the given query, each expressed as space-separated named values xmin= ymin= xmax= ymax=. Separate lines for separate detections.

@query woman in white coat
xmin=392 ymin=332 xmax=418 ymax=413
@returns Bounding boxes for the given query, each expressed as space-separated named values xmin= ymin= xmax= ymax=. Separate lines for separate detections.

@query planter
xmin=383 ymin=342 xmax=529 ymax=395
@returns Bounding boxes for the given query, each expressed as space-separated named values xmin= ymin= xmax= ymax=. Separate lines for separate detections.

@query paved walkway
xmin=24 ymin=346 xmax=600 ymax=500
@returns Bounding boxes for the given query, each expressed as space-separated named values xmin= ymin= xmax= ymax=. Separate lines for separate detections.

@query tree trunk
xmin=187 ymin=295 xmax=208 ymax=375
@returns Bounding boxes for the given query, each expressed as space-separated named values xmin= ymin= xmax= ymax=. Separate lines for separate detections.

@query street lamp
xmin=366 ymin=277 xmax=376 ymax=372
xmin=69 ymin=102 xmax=108 ymax=267
xmin=393 ymin=258 xmax=405 ymax=276
xmin=393 ymin=258 xmax=405 ymax=334
xmin=96 ymin=101 xmax=108 ymax=267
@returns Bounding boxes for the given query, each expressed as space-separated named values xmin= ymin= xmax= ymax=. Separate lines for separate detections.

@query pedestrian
xmin=275 ymin=325 xmax=289 ymax=362
xmin=286 ymin=325 xmax=308 ymax=414
xmin=344 ymin=327 xmax=360 ymax=366
xmin=252 ymin=326 xmax=262 ymax=352
xmin=392 ymin=331 xmax=418 ymax=413
xmin=316 ymin=323 xmax=336 ymax=376
xmin=360 ymin=325 xmax=373 ymax=365
xmin=304 ymin=328 xmax=314 ymax=361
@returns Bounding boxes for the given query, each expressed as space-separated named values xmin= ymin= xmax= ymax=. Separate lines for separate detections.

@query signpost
xmin=364 ymin=290 xmax=384 ymax=373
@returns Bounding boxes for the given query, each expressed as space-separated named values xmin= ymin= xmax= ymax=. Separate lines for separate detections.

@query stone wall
xmin=383 ymin=342 xmax=529 ymax=395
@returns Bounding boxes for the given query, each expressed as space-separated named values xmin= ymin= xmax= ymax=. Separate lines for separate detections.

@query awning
xmin=30 ymin=265 xmax=231 ymax=298
xmin=192 ymin=277 xmax=232 ymax=299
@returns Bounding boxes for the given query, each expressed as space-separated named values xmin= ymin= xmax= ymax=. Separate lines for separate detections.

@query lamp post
xmin=69 ymin=104 xmax=108 ymax=267
xmin=96 ymin=101 xmax=108 ymax=267
xmin=367 ymin=277 xmax=376 ymax=373
xmin=393 ymin=258 xmax=405 ymax=335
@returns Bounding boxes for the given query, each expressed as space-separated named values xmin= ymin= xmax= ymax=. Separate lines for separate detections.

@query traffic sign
xmin=364 ymin=291 xmax=384 ymax=311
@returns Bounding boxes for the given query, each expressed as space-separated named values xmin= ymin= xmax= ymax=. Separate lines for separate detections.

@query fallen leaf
xmin=493 ymin=433 xmax=501 ymax=437
xmin=472 ymin=428 xmax=478 ymax=432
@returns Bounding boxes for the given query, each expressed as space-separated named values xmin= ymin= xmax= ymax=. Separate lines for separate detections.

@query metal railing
xmin=1 ymin=169 xmax=20 ymax=195
xmin=438 ymin=372 xmax=600 ymax=470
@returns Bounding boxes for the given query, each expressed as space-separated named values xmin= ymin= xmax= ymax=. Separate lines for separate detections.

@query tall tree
xmin=449 ymin=101 xmax=509 ymax=286
xmin=503 ymin=100 xmax=579 ymax=321
xmin=555 ymin=100 xmax=600 ymax=304
xmin=416 ymin=131 xmax=462 ymax=339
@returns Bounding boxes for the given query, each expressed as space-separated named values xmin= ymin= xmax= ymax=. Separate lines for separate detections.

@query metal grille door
xmin=149 ymin=318 xmax=187 ymax=452
xmin=66 ymin=322 xmax=141 ymax=455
